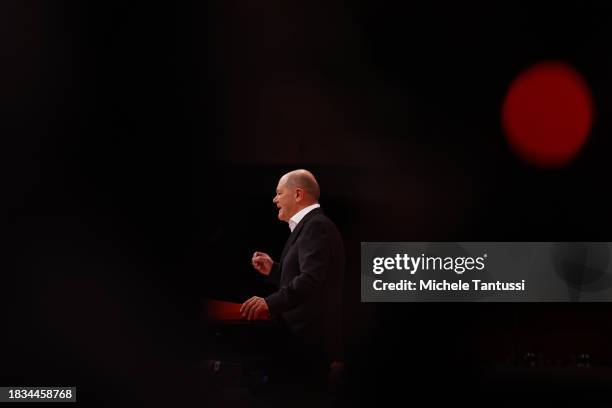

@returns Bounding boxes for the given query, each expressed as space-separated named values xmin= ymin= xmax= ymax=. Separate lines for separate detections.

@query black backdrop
xmin=2 ymin=1 xmax=612 ymax=406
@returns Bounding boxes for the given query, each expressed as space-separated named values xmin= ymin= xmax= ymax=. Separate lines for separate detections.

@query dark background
xmin=2 ymin=1 xmax=612 ymax=406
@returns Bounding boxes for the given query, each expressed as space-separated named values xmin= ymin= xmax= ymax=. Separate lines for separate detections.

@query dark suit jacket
xmin=264 ymin=207 xmax=345 ymax=362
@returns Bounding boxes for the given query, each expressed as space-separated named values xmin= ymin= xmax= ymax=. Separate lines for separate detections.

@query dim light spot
xmin=502 ymin=61 xmax=594 ymax=168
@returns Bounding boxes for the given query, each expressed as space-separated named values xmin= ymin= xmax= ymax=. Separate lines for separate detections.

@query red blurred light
xmin=502 ymin=61 xmax=594 ymax=168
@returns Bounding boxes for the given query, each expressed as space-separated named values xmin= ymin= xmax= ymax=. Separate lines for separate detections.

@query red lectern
xmin=204 ymin=299 xmax=270 ymax=322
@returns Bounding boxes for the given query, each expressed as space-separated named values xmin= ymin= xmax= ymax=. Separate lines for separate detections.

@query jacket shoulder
xmin=305 ymin=211 xmax=335 ymax=227
xmin=303 ymin=212 xmax=341 ymax=238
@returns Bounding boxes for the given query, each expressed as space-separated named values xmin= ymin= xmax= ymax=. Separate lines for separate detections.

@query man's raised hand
xmin=251 ymin=251 xmax=273 ymax=276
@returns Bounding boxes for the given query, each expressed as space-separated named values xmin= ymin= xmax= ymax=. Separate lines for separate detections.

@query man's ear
xmin=295 ymin=188 xmax=304 ymax=202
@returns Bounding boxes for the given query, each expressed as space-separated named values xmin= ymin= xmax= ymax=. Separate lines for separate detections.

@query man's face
xmin=273 ymin=178 xmax=298 ymax=222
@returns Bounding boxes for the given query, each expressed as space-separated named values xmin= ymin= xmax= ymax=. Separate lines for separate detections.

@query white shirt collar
xmin=288 ymin=203 xmax=320 ymax=232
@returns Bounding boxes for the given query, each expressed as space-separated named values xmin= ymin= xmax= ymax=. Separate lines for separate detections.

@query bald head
xmin=273 ymin=169 xmax=320 ymax=222
xmin=282 ymin=169 xmax=320 ymax=202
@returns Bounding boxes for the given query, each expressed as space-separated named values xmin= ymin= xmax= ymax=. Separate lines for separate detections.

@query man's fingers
xmin=247 ymin=301 xmax=257 ymax=320
xmin=251 ymin=252 xmax=271 ymax=273
xmin=248 ymin=303 xmax=261 ymax=321
xmin=243 ymin=298 xmax=262 ymax=320
xmin=253 ymin=252 xmax=270 ymax=261
xmin=241 ymin=297 xmax=267 ymax=320
xmin=242 ymin=302 xmax=253 ymax=318
xmin=240 ymin=296 xmax=255 ymax=314
xmin=252 ymin=256 xmax=269 ymax=272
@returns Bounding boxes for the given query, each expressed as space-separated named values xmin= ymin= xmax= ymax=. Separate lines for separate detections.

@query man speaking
xmin=240 ymin=169 xmax=345 ymax=387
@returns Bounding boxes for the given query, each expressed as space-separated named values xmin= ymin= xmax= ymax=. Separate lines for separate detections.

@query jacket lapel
xmin=280 ymin=208 xmax=323 ymax=262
